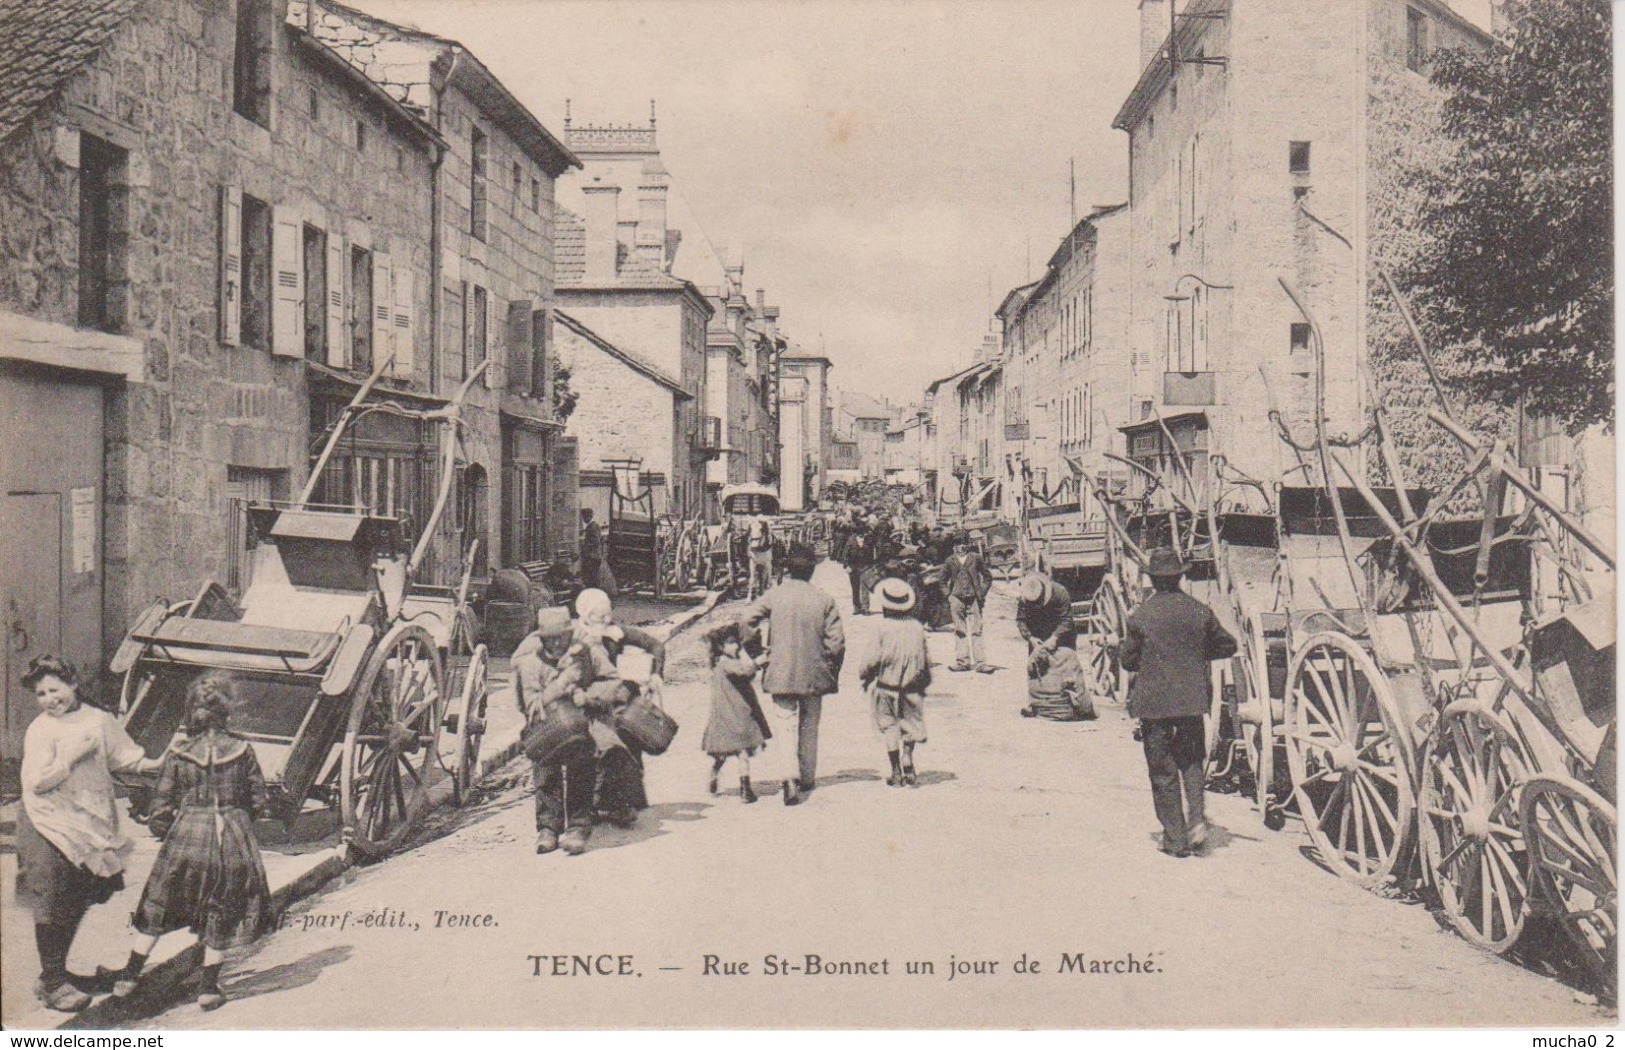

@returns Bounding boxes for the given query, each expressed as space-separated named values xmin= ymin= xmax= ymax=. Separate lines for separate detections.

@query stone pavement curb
xmin=57 ymin=588 xmax=725 ymax=1029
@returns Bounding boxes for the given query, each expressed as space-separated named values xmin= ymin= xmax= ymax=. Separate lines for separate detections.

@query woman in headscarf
xmin=15 ymin=656 xmax=164 ymax=1011
xmin=571 ymin=588 xmax=667 ymax=837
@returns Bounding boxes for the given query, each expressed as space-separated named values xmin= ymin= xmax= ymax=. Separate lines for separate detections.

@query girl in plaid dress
xmin=114 ymin=672 xmax=271 ymax=1010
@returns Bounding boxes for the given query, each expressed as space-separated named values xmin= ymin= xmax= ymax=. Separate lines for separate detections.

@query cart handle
xmin=1426 ymin=409 xmax=1615 ymax=570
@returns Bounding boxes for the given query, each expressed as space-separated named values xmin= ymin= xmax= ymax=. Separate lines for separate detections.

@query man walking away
xmin=1119 ymin=549 xmax=1237 ymax=858
xmin=944 ymin=532 xmax=993 ymax=673
xmin=742 ymin=543 xmax=845 ymax=806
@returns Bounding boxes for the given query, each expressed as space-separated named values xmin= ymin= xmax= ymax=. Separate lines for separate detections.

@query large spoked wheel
xmin=1520 ymin=774 xmax=1617 ymax=978
xmin=1083 ymin=576 xmax=1126 ymax=703
xmin=440 ymin=642 xmax=490 ymax=806
xmin=342 ymin=623 xmax=445 ymax=861
xmin=1283 ymin=632 xmax=1416 ymax=887
xmin=1417 ymin=702 xmax=1532 ymax=953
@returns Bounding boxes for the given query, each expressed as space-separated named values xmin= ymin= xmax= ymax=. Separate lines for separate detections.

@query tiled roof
xmin=0 ymin=0 xmax=141 ymax=144
xmin=288 ymin=0 xmax=576 ymax=173
xmin=554 ymin=310 xmax=688 ymax=396
xmin=841 ymin=391 xmax=890 ymax=421
xmin=554 ymin=209 xmax=688 ymax=291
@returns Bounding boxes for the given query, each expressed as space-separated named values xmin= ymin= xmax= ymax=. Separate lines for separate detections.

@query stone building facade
xmin=704 ymin=269 xmax=782 ymax=499
xmin=0 ymin=0 xmax=437 ymax=760
xmin=554 ymin=309 xmax=690 ymax=521
xmin=778 ymin=353 xmax=833 ymax=511
xmin=998 ymin=203 xmax=1131 ymax=509
xmin=290 ymin=0 xmax=580 ymax=572
xmin=554 ymin=194 xmax=715 ymax=521
xmin=1113 ymin=0 xmax=1491 ymax=495
xmin=0 ymin=0 xmax=579 ymax=778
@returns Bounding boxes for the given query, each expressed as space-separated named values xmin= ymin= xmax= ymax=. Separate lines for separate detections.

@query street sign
xmin=1004 ymin=422 xmax=1030 ymax=442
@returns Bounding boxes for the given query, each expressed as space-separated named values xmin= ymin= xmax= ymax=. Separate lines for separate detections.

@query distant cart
xmin=112 ymin=361 xmax=492 ymax=861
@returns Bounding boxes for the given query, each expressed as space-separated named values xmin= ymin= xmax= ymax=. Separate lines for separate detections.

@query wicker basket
xmin=521 ymin=701 xmax=593 ymax=764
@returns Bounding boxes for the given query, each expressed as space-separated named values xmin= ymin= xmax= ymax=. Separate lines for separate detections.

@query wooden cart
xmin=111 ymin=361 xmax=492 ymax=861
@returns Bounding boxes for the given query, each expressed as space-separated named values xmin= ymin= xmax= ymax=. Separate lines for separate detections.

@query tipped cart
xmin=112 ymin=362 xmax=493 ymax=861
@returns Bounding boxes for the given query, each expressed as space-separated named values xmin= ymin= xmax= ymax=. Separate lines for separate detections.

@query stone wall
xmin=0 ymin=0 xmax=439 ymax=661
xmin=555 ymin=320 xmax=678 ymax=506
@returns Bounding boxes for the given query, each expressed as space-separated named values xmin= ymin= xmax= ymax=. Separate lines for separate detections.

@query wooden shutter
xmin=270 ymin=206 xmax=303 ymax=357
xmin=391 ymin=267 xmax=415 ymax=379
xmin=532 ymin=308 xmax=550 ymax=405
xmin=506 ymin=299 xmax=532 ymax=393
xmin=372 ymin=251 xmax=393 ymax=373
xmin=482 ymin=290 xmax=497 ymax=389
xmin=218 ymin=184 xmax=242 ymax=346
xmin=325 ymin=235 xmax=348 ymax=368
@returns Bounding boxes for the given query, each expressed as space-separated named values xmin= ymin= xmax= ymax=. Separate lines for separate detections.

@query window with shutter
xmin=472 ymin=285 xmax=492 ymax=388
xmin=219 ymin=185 xmax=242 ymax=346
xmin=350 ymin=246 xmax=372 ymax=372
xmin=531 ymin=308 xmax=550 ymax=403
xmin=325 ymin=235 xmax=348 ymax=368
xmin=239 ymin=193 xmax=271 ymax=350
xmin=271 ymin=206 xmax=303 ymax=357
xmin=372 ymin=252 xmax=393 ymax=374
xmin=303 ymin=224 xmax=326 ymax=360
xmin=391 ymin=267 xmax=414 ymax=379
xmin=506 ymin=299 xmax=532 ymax=393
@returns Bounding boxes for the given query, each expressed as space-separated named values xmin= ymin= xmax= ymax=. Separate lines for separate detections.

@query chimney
xmin=755 ymin=288 xmax=765 ymax=312
xmin=581 ymin=180 xmax=620 ymax=283
xmin=635 ymin=173 xmax=669 ymax=271
xmin=1139 ymin=0 xmax=1169 ymax=72
xmin=725 ymin=264 xmax=747 ymax=335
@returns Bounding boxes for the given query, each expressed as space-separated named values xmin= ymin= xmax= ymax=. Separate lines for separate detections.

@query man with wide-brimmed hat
xmin=513 ymin=606 xmax=594 ymax=855
xmin=742 ymin=542 xmax=845 ymax=806
xmin=1016 ymin=567 xmax=1075 ymax=694
xmin=1120 ymin=548 xmax=1237 ymax=858
xmin=858 ymin=578 xmax=933 ymax=787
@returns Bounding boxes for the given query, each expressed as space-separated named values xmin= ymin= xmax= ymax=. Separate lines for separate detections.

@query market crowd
xmin=13 ymin=506 xmax=1235 ymax=1017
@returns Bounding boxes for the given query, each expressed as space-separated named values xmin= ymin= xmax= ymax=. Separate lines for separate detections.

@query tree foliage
xmin=1408 ymin=0 xmax=1612 ymax=432
xmin=552 ymin=353 xmax=578 ymax=423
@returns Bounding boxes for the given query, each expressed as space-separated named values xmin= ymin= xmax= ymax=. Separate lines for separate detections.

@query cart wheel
xmin=1520 ymin=773 xmax=1617 ymax=978
xmin=1082 ymin=577 xmax=1126 ymax=703
xmin=342 ymin=623 xmax=445 ymax=861
xmin=1283 ymin=632 xmax=1415 ymax=888
xmin=440 ymin=643 xmax=490 ymax=806
xmin=1417 ymin=703 xmax=1532 ymax=953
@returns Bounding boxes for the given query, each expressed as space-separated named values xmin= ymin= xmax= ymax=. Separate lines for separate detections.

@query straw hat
xmin=874 ymin=577 xmax=918 ymax=614
xmin=1020 ymin=574 xmax=1049 ymax=604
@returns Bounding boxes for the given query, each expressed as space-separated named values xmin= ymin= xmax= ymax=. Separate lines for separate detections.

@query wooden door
xmin=0 ymin=371 xmax=104 ymax=781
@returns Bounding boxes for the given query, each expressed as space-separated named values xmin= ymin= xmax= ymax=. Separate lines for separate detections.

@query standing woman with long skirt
xmin=16 ymin=655 xmax=164 ymax=1011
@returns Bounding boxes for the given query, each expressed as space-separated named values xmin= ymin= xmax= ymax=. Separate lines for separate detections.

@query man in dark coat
xmin=944 ymin=532 xmax=993 ymax=672
xmin=742 ymin=544 xmax=845 ymax=806
xmin=845 ymin=526 xmax=874 ymax=615
xmin=1016 ymin=570 xmax=1076 ymax=654
xmin=1119 ymin=548 xmax=1237 ymax=858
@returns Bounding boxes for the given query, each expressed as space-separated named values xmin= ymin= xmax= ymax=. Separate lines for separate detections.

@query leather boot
xmin=740 ymin=776 xmax=758 ymax=804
